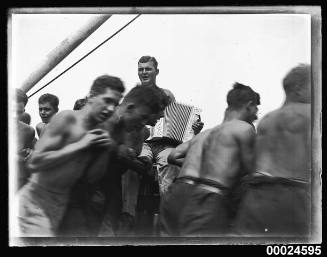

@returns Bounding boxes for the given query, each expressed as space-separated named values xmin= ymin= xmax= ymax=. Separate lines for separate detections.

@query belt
xmin=176 ymin=177 xmax=226 ymax=195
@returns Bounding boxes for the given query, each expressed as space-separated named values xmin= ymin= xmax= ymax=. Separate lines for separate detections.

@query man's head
xmin=119 ymin=85 xmax=166 ymax=131
xmin=15 ymin=88 xmax=28 ymax=120
xmin=38 ymin=93 xmax=59 ymax=123
xmin=73 ymin=98 xmax=87 ymax=110
xmin=138 ymin=56 xmax=159 ymax=86
xmin=283 ymin=64 xmax=311 ymax=103
xmin=20 ymin=112 xmax=31 ymax=125
xmin=227 ymin=82 xmax=261 ymax=123
xmin=87 ymin=75 xmax=125 ymax=124
xmin=146 ymin=87 xmax=171 ymax=126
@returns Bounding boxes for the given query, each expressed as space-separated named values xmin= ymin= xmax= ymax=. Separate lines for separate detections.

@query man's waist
xmin=28 ymin=177 xmax=71 ymax=195
xmin=243 ymin=171 xmax=309 ymax=187
xmin=175 ymin=176 xmax=228 ymax=195
xmin=146 ymin=137 xmax=180 ymax=145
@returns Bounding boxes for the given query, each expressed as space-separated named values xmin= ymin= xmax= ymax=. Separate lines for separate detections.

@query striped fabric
xmin=150 ymin=102 xmax=201 ymax=143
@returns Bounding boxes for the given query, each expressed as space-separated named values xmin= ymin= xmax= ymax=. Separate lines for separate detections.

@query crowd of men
xmin=14 ymin=56 xmax=311 ymax=238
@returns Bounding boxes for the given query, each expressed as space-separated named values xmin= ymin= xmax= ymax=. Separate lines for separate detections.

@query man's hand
xmin=21 ymin=148 xmax=33 ymax=161
xmin=117 ymin=145 xmax=137 ymax=161
xmin=192 ymin=120 xmax=204 ymax=135
xmin=79 ymin=129 xmax=112 ymax=149
xmin=137 ymin=156 xmax=153 ymax=175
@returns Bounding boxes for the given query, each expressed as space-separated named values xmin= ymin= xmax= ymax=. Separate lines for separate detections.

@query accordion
xmin=147 ymin=102 xmax=201 ymax=143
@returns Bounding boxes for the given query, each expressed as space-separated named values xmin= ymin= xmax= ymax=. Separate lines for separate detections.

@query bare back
xmin=178 ymin=129 xmax=213 ymax=177
xmin=17 ymin=121 xmax=35 ymax=152
xmin=256 ymin=103 xmax=311 ymax=181
xmin=180 ymin=120 xmax=255 ymax=188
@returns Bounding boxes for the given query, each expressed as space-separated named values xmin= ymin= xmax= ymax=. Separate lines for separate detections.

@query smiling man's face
xmin=138 ymin=61 xmax=159 ymax=86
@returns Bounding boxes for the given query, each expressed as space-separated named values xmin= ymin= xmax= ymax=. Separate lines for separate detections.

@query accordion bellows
xmin=148 ymin=102 xmax=202 ymax=143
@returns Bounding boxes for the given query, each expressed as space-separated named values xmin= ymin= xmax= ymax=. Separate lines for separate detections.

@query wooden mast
xmin=20 ymin=15 xmax=111 ymax=93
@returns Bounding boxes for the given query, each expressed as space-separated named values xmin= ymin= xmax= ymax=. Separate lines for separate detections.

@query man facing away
xmin=36 ymin=93 xmax=59 ymax=138
xmin=14 ymin=89 xmax=36 ymax=190
xmin=18 ymin=75 xmax=125 ymax=236
xmin=233 ymin=64 xmax=311 ymax=236
xmin=160 ymin=83 xmax=260 ymax=236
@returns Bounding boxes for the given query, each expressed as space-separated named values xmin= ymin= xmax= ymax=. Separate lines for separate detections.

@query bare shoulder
xmin=36 ymin=122 xmax=45 ymax=129
xmin=257 ymin=109 xmax=280 ymax=132
xmin=209 ymin=121 xmax=254 ymax=140
xmin=228 ymin=120 xmax=255 ymax=134
xmin=162 ymin=88 xmax=175 ymax=99
xmin=46 ymin=110 xmax=77 ymax=132
xmin=19 ymin=121 xmax=35 ymax=138
xmin=278 ymin=104 xmax=310 ymax=133
xmin=233 ymin=120 xmax=256 ymax=140
xmin=51 ymin=110 xmax=77 ymax=124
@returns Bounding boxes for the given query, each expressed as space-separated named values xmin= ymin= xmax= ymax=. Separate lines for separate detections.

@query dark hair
xmin=123 ymin=85 xmax=165 ymax=114
xmin=89 ymin=75 xmax=125 ymax=97
xmin=20 ymin=112 xmax=31 ymax=125
xmin=283 ymin=64 xmax=311 ymax=95
xmin=135 ymin=84 xmax=170 ymax=112
xmin=73 ymin=98 xmax=87 ymax=110
xmin=138 ymin=56 xmax=158 ymax=70
xmin=39 ymin=93 xmax=59 ymax=111
xmin=227 ymin=82 xmax=260 ymax=109
xmin=16 ymin=88 xmax=28 ymax=106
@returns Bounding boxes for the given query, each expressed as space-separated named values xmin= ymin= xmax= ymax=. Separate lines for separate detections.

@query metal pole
xmin=20 ymin=14 xmax=111 ymax=93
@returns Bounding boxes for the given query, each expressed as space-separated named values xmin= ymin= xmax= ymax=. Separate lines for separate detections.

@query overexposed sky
xmin=10 ymin=13 xmax=311 ymax=132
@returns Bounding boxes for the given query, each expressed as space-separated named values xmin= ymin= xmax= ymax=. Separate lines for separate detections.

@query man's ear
xmin=156 ymin=68 xmax=159 ymax=76
xmin=86 ymin=94 xmax=92 ymax=103
xmin=245 ymin=101 xmax=254 ymax=109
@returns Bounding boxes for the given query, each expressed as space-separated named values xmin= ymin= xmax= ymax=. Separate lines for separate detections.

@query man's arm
xmin=168 ymin=140 xmax=191 ymax=167
xmin=18 ymin=124 xmax=35 ymax=161
xmin=236 ymin=123 xmax=256 ymax=175
xmin=36 ymin=123 xmax=44 ymax=138
xmin=25 ymin=125 xmax=36 ymax=149
xmin=28 ymin=111 xmax=110 ymax=172
xmin=192 ymin=115 xmax=204 ymax=135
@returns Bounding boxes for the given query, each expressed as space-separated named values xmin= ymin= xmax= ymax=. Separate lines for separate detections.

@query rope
xmin=28 ymin=14 xmax=141 ymax=98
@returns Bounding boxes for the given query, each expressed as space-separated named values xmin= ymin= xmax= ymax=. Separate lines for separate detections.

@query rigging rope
xmin=28 ymin=14 xmax=141 ymax=98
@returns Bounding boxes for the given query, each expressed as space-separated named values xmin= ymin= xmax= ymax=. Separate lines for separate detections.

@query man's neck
xmin=283 ymin=98 xmax=310 ymax=106
xmin=80 ymin=105 xmax=98 ymax=130
xmin=223 ymin=109 xmax=246 ymax=123
xmin=142 ymin=82 xmax=157 ymax=87
xmin=108 ymin=107 xmax=125 ymax=133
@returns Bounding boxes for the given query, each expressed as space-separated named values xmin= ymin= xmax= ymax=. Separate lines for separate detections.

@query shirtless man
xmin=20 ymin=112 xmax=31 ymax=125
xmin=233 ymin=64 xmax=311 ymax=236
xmin=160 ymin=83 xmax=260 ymax=236
xmin=138 ymin=55 xmax=204 ymax=195
xmin=36 ymin=93 xmax=59 ymax=138
xmin=15 ymin=89 xmax=35 ymax=190
xmin=58 ymin=85 xmax=167 ymax=236
xmin=97 ymin=85 xmax=169 ymax=236
xmin=18 ymin=75 xmax=125 ymax=236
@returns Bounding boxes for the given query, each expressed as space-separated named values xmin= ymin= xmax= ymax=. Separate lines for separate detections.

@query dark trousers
xmin=58 ymin=183 xmax=105 ymax=236
xmin=160 ymin=178 xmax=231 ymax=236
xmin=232 ymin=174 xmax=310 ymax=236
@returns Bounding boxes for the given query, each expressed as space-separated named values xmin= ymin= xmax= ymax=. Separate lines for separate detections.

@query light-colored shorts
xmin=18 ymin=182 xmax=69 ymax=237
